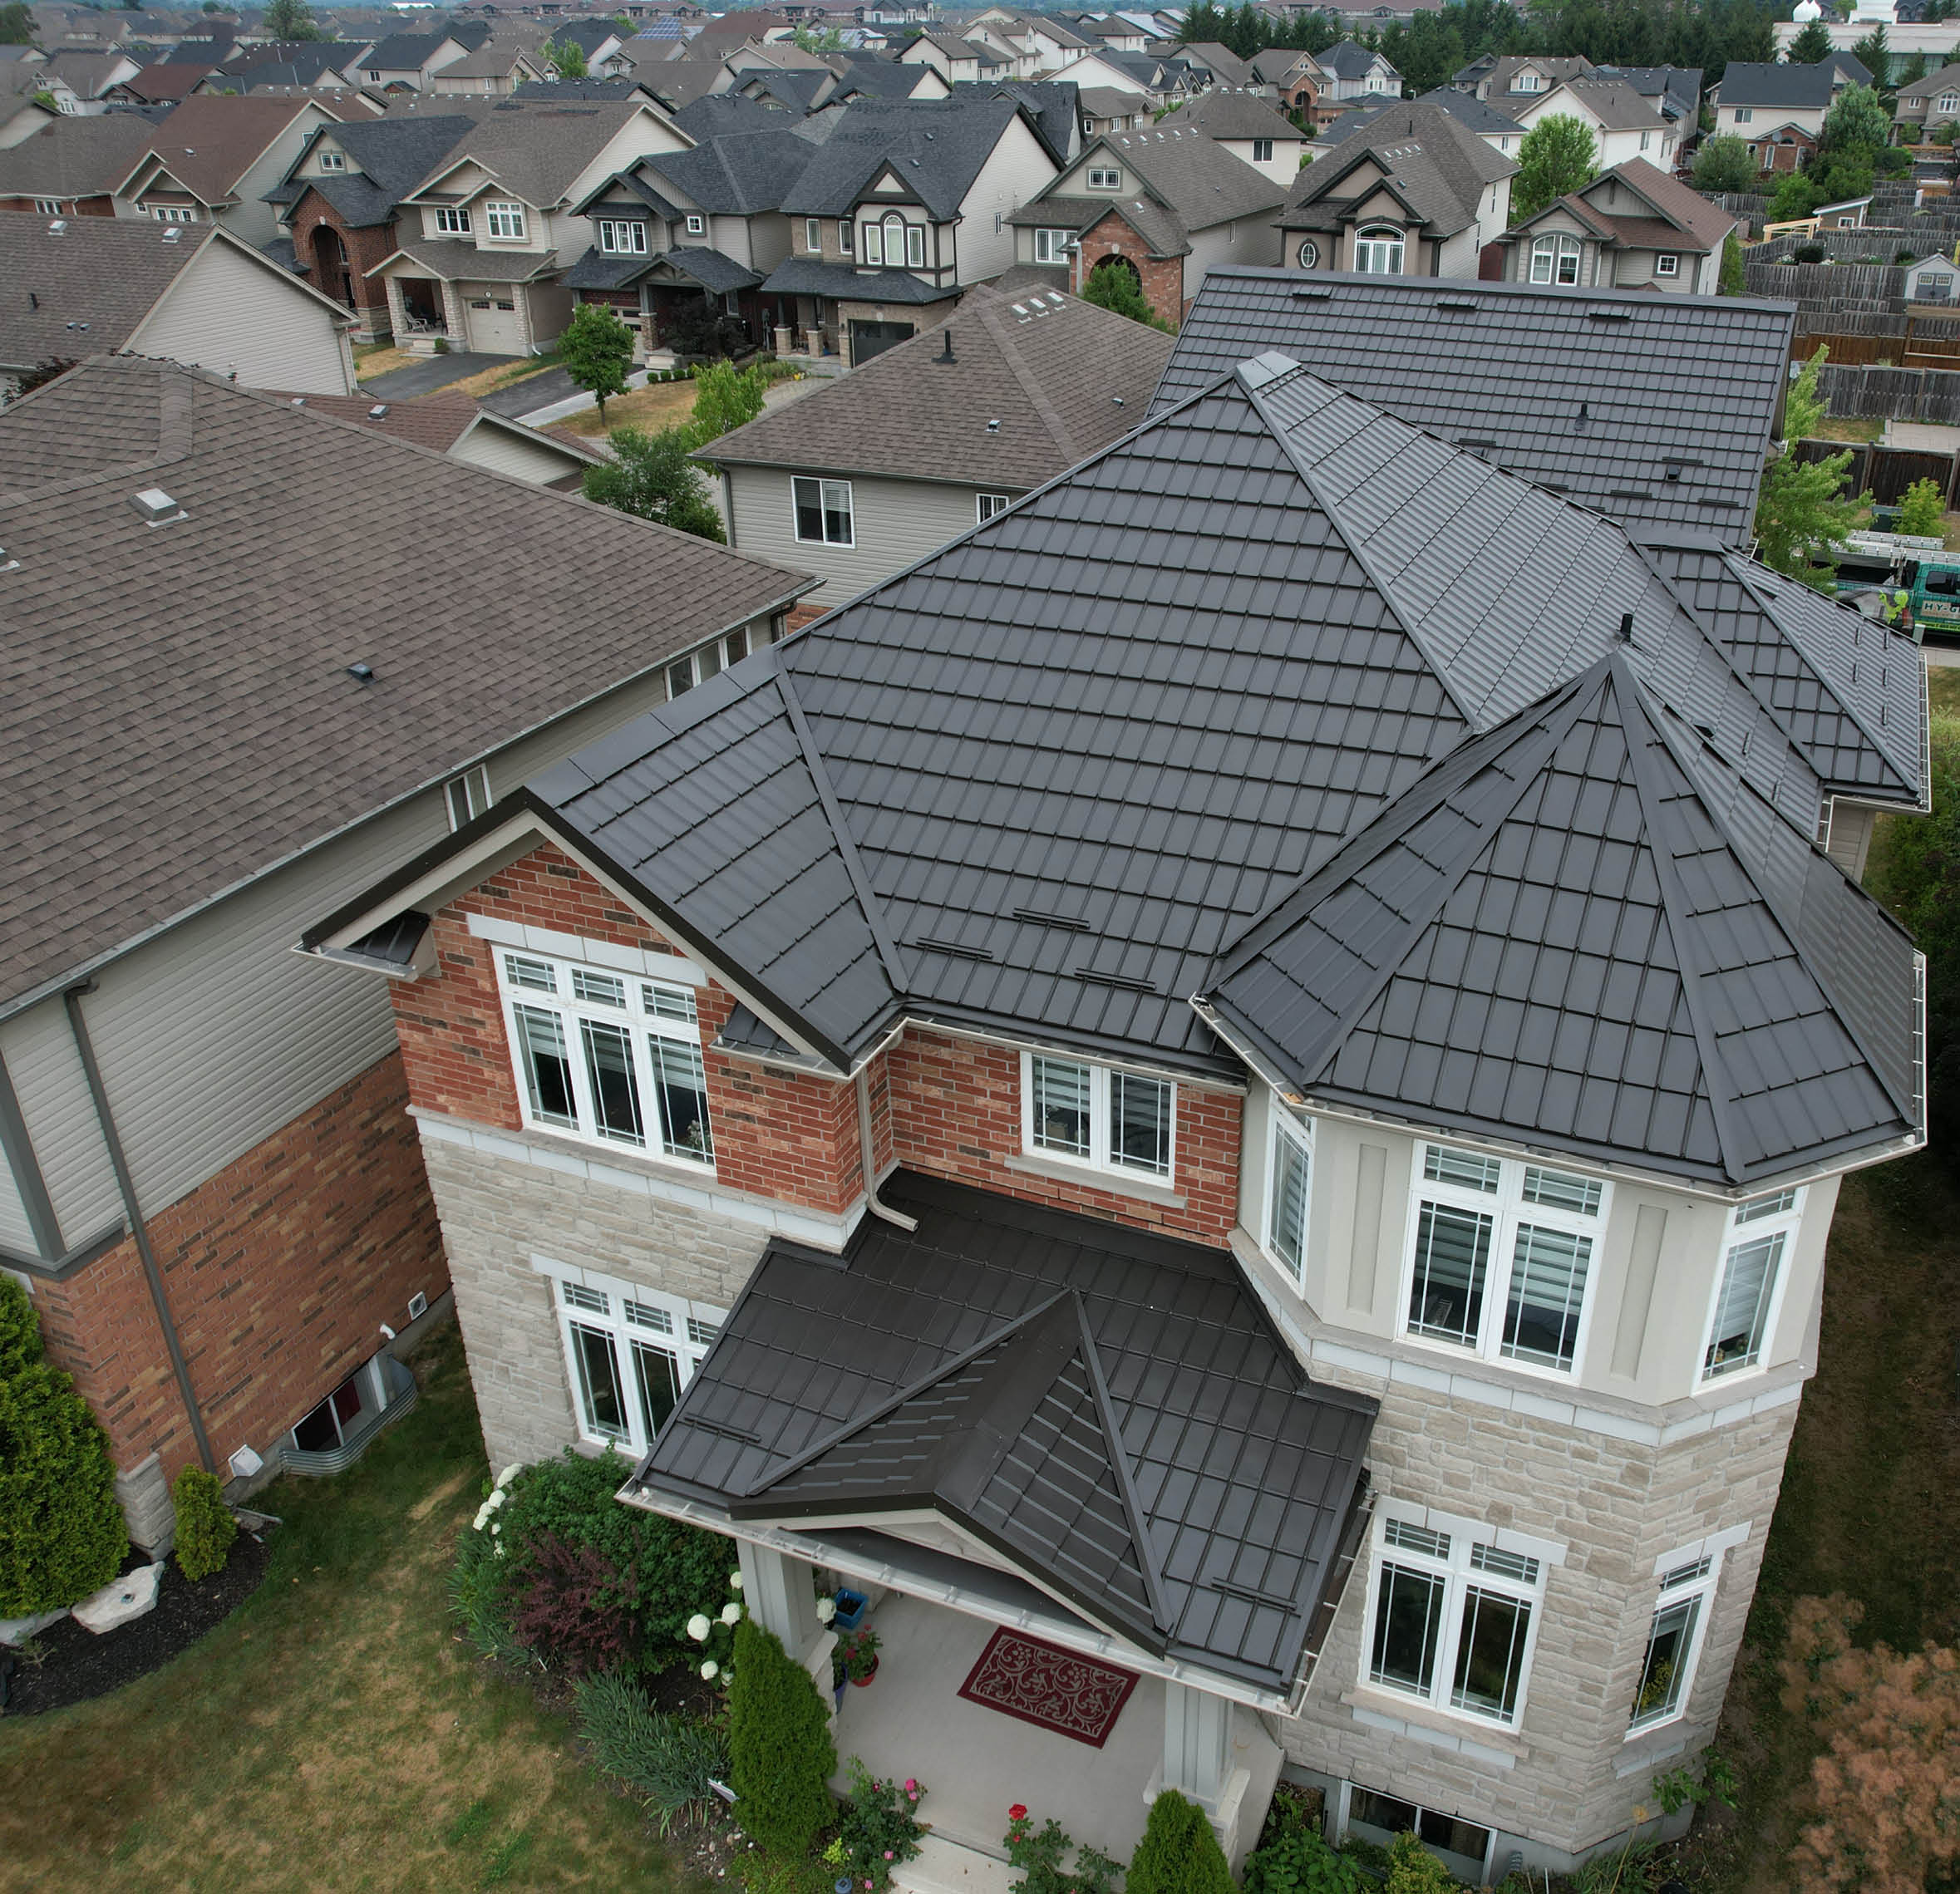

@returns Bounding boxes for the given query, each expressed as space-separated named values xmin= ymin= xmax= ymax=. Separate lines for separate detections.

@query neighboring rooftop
xmin=697 ymin=285 xmax=1175 ymax=489
xmin=1153 ymin=268 xmax=1793 ymax=539
xmin=0 ymin=357 xmax=810 ymax=1018
xmin=0 ymin=107 xmax=157 ymax=199
xmin=1284 ymin=98 xmax=1513 ymax=239
xmin=122 ymin=92 xmax=332 ymax=204
xmin=1160 ymin=86 xmax=1306 ymax=142
xmin=267 ymin=112 xmax=479 ymax=224
xmin=781 ymin=95 xmax=1029 ymax=219
xmin=393 ymin=94 xmax=653 ymax=207
xmin=1316 ymin=86 xmax=1519 ymax=145
xmin=1715 ymin=57 xmax=1866 ymax=111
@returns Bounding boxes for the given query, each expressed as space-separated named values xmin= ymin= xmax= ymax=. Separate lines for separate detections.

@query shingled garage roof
xmin=0 ymin=357 xmax=810 ymax=1019
xmin=697 ymin=285 xmax=1175 ymax=490
xmin=1203 ymin=655 xmax=1922 ymax=1188
xmin=1154 ymin=268 xmax=1795 ymax=542
xmin=631 ymin=1170 xmax=1377 ymax=1692
xmin=504 ymin=352 xmax=1923 ymax=1183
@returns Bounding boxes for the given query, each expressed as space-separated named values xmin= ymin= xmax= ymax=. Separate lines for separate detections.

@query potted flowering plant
xmin=840 ymin=1625 xmax=881 ymax=1685
xmin=837 ymin=1758 xmax=928 ymax=1891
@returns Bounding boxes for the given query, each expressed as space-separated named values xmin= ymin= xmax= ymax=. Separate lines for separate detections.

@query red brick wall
xmin=287 ymin=192 xmax=401 ymax=330
xmin=398 ymin=843 xmax=866 ymax=1218
xmin=1072 ymin=209 xmax=1187 ymax=330
xmin=32 ymin=1052 xmax=445 ymax=1482
xmin=885 ymin=1027 xmax=1240 ymax=1245
xmin=0 ymin=194 xmax=114 ymax=216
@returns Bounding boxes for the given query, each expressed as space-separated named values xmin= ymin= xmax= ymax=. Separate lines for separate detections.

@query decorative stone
xmin=0 ymin=1606 xmax=66 ymax=1646
xmin=71 ymin=1562 xmax=163 ymax=1635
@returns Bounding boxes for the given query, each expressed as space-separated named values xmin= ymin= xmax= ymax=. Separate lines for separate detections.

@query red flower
xmin=1008 ymin=1805 xmax=1028 ymax=1823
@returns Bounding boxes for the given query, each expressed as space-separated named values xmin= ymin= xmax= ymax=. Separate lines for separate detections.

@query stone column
xmin=737 ymin=1539 xmax=837 ymax=1721
xmin=1160 ymin=1680 xmax=1254 ymax=1865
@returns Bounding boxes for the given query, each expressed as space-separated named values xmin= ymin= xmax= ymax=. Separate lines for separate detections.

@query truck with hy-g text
xmin=1831 ymin=530 xmax=1960 ymax=640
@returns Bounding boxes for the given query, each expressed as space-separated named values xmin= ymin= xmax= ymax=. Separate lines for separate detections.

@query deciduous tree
xmin=1081 ymin=258 xmax=1171 ymax=330
xmin=543 ymin=37 xmax=588 ymax=79
xmin=1753 ymin=347 xmax=1869 ymax=588
xmin=261 ymin=0 xmax=327 ymax=43
xmin=1511 ymin=113 xmax=1597 ymax=220
xmin=1692 ymin=131 xmax=1759 ymax=194
xmin=560 ymin=301 xmax=634 ymax=420
xmin=583 ymin=427 xmax=726 ymax=541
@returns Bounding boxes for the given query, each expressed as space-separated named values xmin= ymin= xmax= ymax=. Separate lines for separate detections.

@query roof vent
xmin=1111 ymin=395 xmax=1125 ymax=406
xmin=347 ymin=662 xmax=376 ymax=683
xmin=0 ymin=548 xmax=18 ymax=575
xmin=1290 ymin=285 xmax=1332 ymax=301
xmin=1587 ymin=305 xmax=1633 ymax=322
xmin=933 ymin=327 xmax=955 ymax=364
xmin=1616 ymin=612 xmax=1634 ymax=643
xmin=1436 ymin=295 xmax=1477 ymax=311
xmin=161 ymin=227 xmax=182 ymax=244
xmin=986 ymin=417 xmax=1001 ymax=432
xmin=47 ymin=219 xmax=66 ymax=236
xmin=367 ymin=402 xmax=390 ymax=419
xmin=290 ymin=396 xmax=306 ymax=406
xmin=1573 ymin=401 xmax=1590 ymax=434
xmin=130 ymin=487 xmax=185 ymax=526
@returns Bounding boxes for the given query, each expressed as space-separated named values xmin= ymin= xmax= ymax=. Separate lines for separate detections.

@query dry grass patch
xmin=558 ymin=379 xmax=698 ymax=440
xmin=443 ymin=355 xmax=560 ymax=402
xmin=352 ymin=344 xmax=421 ymax=383
xmin=0 ymin=1332 xmax=676 ymax=1894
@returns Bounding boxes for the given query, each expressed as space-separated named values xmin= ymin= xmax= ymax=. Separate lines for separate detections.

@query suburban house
xmin=767 ymin=96 xmax=1059 ymax=364
xmin=0 ymin=89 xmax=59 ymax=154
xmin=113 ymin=94 xmax=346 ymax=247
xmin=423 ymin=37 xmax=558 ymax=98
xmin=899 ymin=31 xmax=1012 ymax=86
xmin=0 ymin=108 xmax=157 ymax=215
xmin=1172 ymin=41 xmax=1261 ymax=91
xmin=1158 ymin=269 xmax=1794 ymax=555
xmin=368 ymin=96 xmax=693 ymax=355
xmin=1455 ymin=52 xmax=1593 ymax=111
xmin=109 ymin=63 xmax=218 ymax=109
xmin=275 ymin=387 xmax=606 ymax=488
xmin=0 ymin=213 xmax=358 ymax=396
xmin=1495 ymin=158 xmax=1737 ymax=296
xmin=948 ymin=76 xmax=1081 ymax=168
xmin=1594 ymin=63 xmax=1702 ymax=130
xmin=37 ymin=47 xmax=144 ymax=106
xmin=343 ymin=26 xmax=495 ymax=95
xmin=1160 ymin=87 xmax=1308 ymax=187
xmin=301 ymin=300 xmax=1927 ymax=1881
xmin=1248 ymin=47 xmax=1326 ymax=118
xmin=694 ymin=285 xmax=1175 ymax=607
xmin=1312 ymin=87 xmax=1524 ymax=163
xmin=1278 ymin=101 xmax=1514 ymax=279
xmin=1893 ymin=60 xmax=1960 ymax=137
xmin=565 ymin=123 xmax=815 ymax=350
xmin=1312 ymin=39 xmax=1402 ymax=106
xmin=1008 ymin=123 xmax=1286 ymax=327
xmin=208 ymin=41 xmax=380 ymax=103
xmin=267 ymin=113 xmax=480 ymax=342
xmin=1078 ymin=82 xmax=1150 ymax=137
xmin=1707 ymin=56 xmax=1871 ymax=150
xmin=1508 ymin=77 xmax=1676 ymax=175
xmin=1044 ymin=46 xmax=1201 ymax=110
xmin=0 ymin=354 xmax=810 ymax=1557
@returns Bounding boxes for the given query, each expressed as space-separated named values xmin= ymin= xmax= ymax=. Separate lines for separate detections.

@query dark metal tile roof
xmin=1154 ymin=269 xmax=1795 ymax=544
xmin=638 ymin=1170 xmax=1376 ymax=1689
xmin=1204 ymin=655 xmax=1921 ymax=1186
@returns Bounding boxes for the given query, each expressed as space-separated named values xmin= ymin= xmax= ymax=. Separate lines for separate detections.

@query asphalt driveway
xmin=358 ymin=352 xmax=518 ymax=399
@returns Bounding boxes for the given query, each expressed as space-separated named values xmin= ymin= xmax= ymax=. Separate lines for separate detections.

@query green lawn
xmin=0 ymin=1331 xmax=677 ymax=1892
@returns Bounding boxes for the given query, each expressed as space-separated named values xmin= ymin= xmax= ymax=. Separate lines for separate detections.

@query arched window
xmin=1296 ymin=237 xmax=1319 ymax=269
xmin=1529 ymin=233 xmax=1582 ymax=287
xmin=1353 ymin=224 xmax=1404 ymax=274
xmin=883 ymin=212 xmax=906 ymax=268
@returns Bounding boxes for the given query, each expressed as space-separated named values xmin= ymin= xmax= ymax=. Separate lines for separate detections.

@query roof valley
xmin=978 ymin=294 xmax=1078 ymax=467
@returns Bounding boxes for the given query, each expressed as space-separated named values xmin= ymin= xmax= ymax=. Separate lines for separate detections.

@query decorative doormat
xmin=955 ymin=1628 xmax=1140 ymax=1748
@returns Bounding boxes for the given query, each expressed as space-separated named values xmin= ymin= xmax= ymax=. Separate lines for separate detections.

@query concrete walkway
xmin=357 ymin=351 xmax=517 ymax=399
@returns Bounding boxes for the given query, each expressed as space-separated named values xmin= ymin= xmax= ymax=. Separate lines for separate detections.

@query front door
xmin=466 ymin=291 xmax=526 ymax=353
xmin=849 ymin=318 xmax=914 ymax=366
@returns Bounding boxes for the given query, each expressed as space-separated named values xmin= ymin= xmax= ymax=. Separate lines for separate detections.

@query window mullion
xmin=1431 ymin=1563 xmax=1467 ymax=1711
xmin=1091 ymin=1065 xmax=1111 ymax=1168
xmin=562 ymin=1001 xmax=602 ymax=1140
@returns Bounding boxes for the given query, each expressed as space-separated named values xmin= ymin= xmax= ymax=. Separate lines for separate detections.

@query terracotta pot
xmin=849 ymin=1655 xmax=879 ymax=1686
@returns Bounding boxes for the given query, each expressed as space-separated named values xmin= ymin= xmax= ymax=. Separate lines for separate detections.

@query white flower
xmin=490 ymin=1522 xmax=500 ymax=1535
xmin=474 ymin=1508 xmax=490 ymax=1531
xmin=728 ymin=1570 xmax=743 ymax=1590
xmin=701 ymin=1660 xmax=720 ymax=1681
xmin=495 ymin=1542 xmax=505 ymax=1558
xmin=815 ymin=1597 xmax=836 ymax=1624
xmin=498 ymin=1463 xmax=523 ymax=1489
xmin=485 ymin=1488 xmax=506 ymax=1512
xmin=721 ymin=1601 xmax=742 ymax=1626
xmin=687 ymin=1613 xmax=713 ymax=1642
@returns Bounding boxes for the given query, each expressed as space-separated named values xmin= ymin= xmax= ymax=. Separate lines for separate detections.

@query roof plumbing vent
xmin=986 ymin=418 xmax=1001 ymax=433
xmin=347 ymin=662 xmax=375 ymax=683
xmin=367 ymin=403 xmax=390 ymax=419
xmin=933 ymin=327 xmax=955 ymax=365
xmin=47 ymin=219 xmax=66 ymax=236
xmin=130 ymin=487 xmax=185 ymax=527
xmin=1616 ymin=612 xmax=1635 ymax=643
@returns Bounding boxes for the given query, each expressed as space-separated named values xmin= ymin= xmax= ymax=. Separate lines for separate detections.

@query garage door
xmin=849 ymin=319 xmax=914 ymax=366
xmin=465 ymin=293 xmax=525 ymax=354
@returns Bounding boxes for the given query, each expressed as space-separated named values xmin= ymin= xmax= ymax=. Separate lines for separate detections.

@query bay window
xmin=497 ymin=950 xmax=713 ymax=1167
xmin=1022 ymin=1051 xmax=1174 ymax=1183
xmin=1701 ymin=1187 xmax=1801 ymax=1381
xmin=552 ymin=1273 xmax=724 ymax=1453
xmin=1364 ymin=1509 xmax=1550 ymax=1726
xmin=1263 ymin=1108 xmax=1312 ymax=1285
xmin=1401 ymin=1143 xmax=1608 ymax=1376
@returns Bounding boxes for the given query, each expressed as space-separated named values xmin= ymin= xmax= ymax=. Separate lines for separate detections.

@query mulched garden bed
xmin=0 ymin=1530 xmax=272 ymax=1717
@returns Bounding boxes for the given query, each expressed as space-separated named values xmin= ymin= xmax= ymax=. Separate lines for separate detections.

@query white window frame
xmin=436 ymin=204 xmax=471 ymax=234
xmin=1019 ymin=1050 xmax=1175 ymax=1184
xmin=860 ymin=218 xmax=883 ymax=264
xmin=1353 ymin=224 xmax=1404 ymax=274
xmin=685 ymin=212 xmax=705 ymax=236
xmin=792 ymin=474 xmax=854 ymax=547
xmin=1397 ymin=1141 xmax=1610 ymax=1380
xmin=1654 ymin=252 xmax=1679 ymax=278
xmin=1087 ymin=165 xmax=1121 ymax=189
xmin=1941 ymin=91 xmax=1959 ymax=112
xmin=150 ymin=204 xmax=197 ymax=224
xmin=598 ymin=218 xmax=648 ymax=255
xmin=1261 ymin=1104 xmax=1312 ymax=1286
xmin=1733 ymin=106 xmax=1752 ymax=125
xmin=1626 ymin=1548 xmax=1723 ymax=1735
xmin=839 ymin=217 xmax=854 ymax=255
xmin=485 ymin=199 xmax=527 ymax=240
xmin=445 ymin=763 xmax=492 ymax=830
xmin=32 ymin=197 xmax=62 ymax=215
xmin=549 ymin=1271 xmax=725 ymax=1454
xmin=905 ymin=222 xmax=926 ymax=268
xmin=1698 ymin=1187 xmax=1803 ymax=1384
xmin=318 ymin=148 xmax=347 ymax=171
xmin=1359 ymin=1503 xmax=1551 ymax=1729
xmin=1033 ymin=226 xmax=1072 ymax=263
xmin=976 ymin=491 xmax=1010 ymax=523
xmin=1296 ymin=237 xmax=1319 ymax=268
xmin=495 ymin=948 xmax=716 ymax=1170
xmin=666 ymin=625 xmax=751 ymax=698
xmin=1529 ymin=233 xmax=1581 ymax=286
xmin=1251 ymin=136 xmax=1273 ymax=162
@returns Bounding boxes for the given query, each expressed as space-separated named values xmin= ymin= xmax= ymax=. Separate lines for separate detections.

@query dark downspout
xmin=63 ymin=982 xmax=216 ymax=1473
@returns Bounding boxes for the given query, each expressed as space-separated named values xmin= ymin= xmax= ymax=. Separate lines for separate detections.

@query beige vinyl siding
xmin=727 ymin=467 xmax=1001 ymax=601
xmin=1825 ymin=801 xmax=1876 ymax=882
xmin=450 ymin=421 xmax=591 ymax=485
xmin=0 ymin=1136 xmax=38 ymax=1256
xmin=131 ymin=240 xmax=355 ymax=395
xmin=227 ymin=103 xmax=336 ymax=247
xmin=956 ymin=116 xmax=1061 ymax=282
xmin=1188 ymin=210 xmax=1281 ymax=279
xmin=0 ymin=642 xmax=763 ymax=1245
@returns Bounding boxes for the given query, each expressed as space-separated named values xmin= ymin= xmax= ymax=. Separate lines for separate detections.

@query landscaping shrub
xmin=838 ymin=1757 xmax=929 ymax=1892
xmin=171 ymin=1464 xmax=236 ymax=1582
xmin=726 ymin=1616 xmax=835 ymax=1855
xmin=448 ymin=1513 xmax=529 ymax=1665
xmin=1896 ymin=475 xmax=1948 ymax=539
xmin=1003 ymin=1805 xmax=1123 ymax=1894
xmin=1243 ymin=1816 xmax=1368 ymax=1894
xmin=1127 ymin=1791 xmax=1233 ymax=1894
xmin=1384 ymin=1833 xmax=1455 ymax=1894
xmin=509 ymin=1530 xmax=638 ymax=1676
xmin=574 ymin=1667 xmax=730 ymax=1833
xmin=0 ymin=1277 xmax=127 ymax=1616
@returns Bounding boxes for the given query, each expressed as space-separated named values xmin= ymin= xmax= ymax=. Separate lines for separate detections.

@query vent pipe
xmin=933 ymin=327 xmax=955 ymax=365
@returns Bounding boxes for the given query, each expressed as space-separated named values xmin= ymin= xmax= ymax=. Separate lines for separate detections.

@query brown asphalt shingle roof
xmin=270 ymin=388 xmax=605 ymax=465
xmin=697 ymin=285 xmax=1174 ymax=490
xmin=402 ymin=96 xmax=658 ymax=207
xmin=0 ymin=111 xmax=158 ymax=199
xmin=121 ymin=93 xmax=332 ymax=203
xmin=0 ymin=357 xmax=812 ymax=1016
xmin=0 ymin=211 xmax=219 ymax=367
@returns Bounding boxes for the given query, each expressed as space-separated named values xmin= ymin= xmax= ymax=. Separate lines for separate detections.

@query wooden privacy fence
xmin=1791 ymin=438 xmax=1959 ymax=505
xmin=1816 ymin=363 xmax=1960 ymax=424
